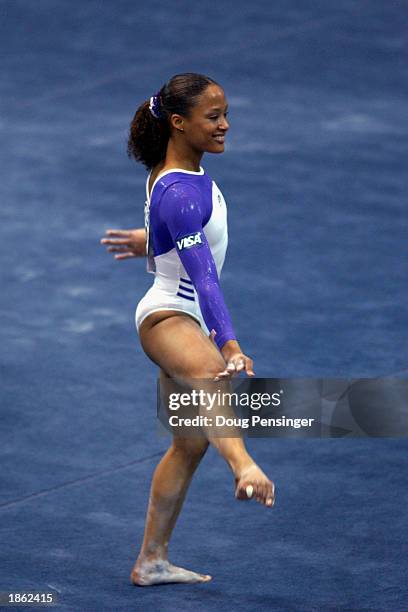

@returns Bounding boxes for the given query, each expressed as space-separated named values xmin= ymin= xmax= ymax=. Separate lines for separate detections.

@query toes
xmin=266 ymin=482 xmax=275 ymax=507
xmin=235 ymin=475 xmax=276 ymax=507
xmin=235 ymin=481 xmax=251 ymax=500
xmin=250 ymin=481 xmax=275 ymax=506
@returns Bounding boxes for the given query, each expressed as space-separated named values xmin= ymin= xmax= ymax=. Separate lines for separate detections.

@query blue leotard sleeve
xmin=159 ymin=181 xmax=237 ymax=350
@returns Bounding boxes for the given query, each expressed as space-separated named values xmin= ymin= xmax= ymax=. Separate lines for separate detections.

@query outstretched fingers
xmin=213 ymin=356 xmax=255 ymax=381
xmin=105 ymin=228 xmax=134 ymax=237
xmin=100 ymin=228 xmax=147 ymax=259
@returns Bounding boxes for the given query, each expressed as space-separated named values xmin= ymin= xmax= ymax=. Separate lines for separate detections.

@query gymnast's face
xmin=172 ymin=84 xmax=229 ymax=154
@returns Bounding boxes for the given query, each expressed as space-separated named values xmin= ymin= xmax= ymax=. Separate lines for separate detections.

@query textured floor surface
xmin=1 ymin=1 xmax=407 ymax=610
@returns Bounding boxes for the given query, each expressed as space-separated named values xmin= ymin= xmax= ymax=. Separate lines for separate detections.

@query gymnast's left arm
xmin=160 ymin=182 xmax=255 ymax=379
xmin=100 ymin=228 xmax=147 ymax=260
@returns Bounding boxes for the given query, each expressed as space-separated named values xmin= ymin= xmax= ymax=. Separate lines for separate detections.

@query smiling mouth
xmin=213 ymin=135 xmax=225 ymax=143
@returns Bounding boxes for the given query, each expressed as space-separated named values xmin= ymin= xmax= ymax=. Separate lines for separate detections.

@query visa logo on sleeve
xmin=176 ymin=232 xmax=203 ymax=251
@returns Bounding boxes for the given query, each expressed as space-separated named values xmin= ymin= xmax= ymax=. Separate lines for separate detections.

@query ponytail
xmin=127 ymin=73 xmax=218 ymax=170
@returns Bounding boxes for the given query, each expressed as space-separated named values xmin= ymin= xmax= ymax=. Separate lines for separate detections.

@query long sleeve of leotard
xmin=159 ymin=181 xmax=237 ymax=350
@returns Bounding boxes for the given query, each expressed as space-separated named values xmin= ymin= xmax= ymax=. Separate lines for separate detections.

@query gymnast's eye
xmin=209 ymin=112 xmax=229 ymax=120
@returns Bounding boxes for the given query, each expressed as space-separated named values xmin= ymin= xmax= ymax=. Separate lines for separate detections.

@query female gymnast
xmin=101 ymin=73 xmax=275 ymax=586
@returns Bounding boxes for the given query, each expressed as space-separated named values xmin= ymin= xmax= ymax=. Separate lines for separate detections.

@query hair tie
xmin=149 ymin=92 xmax=163 ymax=119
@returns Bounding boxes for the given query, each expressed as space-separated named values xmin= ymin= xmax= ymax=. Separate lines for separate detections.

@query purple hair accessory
xmin=149 ymin=92 xmax=163 ymax=119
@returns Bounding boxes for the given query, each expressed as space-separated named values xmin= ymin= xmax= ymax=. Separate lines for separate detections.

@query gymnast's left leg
xmin=130 ymin=410 xmax=211 ymax=586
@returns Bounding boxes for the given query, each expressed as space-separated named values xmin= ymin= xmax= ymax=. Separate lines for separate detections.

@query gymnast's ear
xmin=169 ymin=113 xmax=185 ymax=133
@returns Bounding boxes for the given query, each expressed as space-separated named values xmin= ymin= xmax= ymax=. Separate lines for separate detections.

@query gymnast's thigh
xmin=139 ymin=311 xmax=225 ymax=380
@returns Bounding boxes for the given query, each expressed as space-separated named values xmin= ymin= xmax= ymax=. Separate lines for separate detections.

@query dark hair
xmin=127 ymin=73 xmax=219 ymax=170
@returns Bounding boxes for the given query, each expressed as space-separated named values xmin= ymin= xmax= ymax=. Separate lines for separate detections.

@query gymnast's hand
xmin=211 ymin=336 xmax=255 ymax=381
xmin=100 ymin=228 xmax=147 ymax=260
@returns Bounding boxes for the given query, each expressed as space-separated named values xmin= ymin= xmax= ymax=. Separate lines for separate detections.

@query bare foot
xmin=235 ymin=463 xmax=275 ymax=507
xmin=130 ymin=558 xmax=212 ymax=586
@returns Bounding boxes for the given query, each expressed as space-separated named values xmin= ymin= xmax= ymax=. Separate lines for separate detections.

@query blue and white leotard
xmin=135 ymin=166 xmax=236 ymax=350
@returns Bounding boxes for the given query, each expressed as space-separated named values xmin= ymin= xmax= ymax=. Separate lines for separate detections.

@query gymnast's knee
xmin=171 ymin=437 xmax=209 ymax=463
